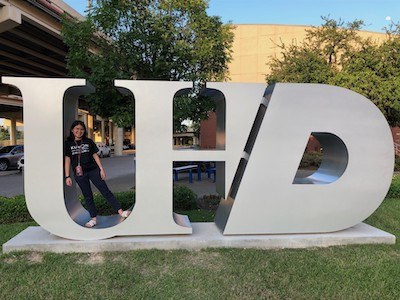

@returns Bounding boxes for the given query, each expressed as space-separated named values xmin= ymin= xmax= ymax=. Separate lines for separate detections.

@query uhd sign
xmin=2 ymin=77 xmax=394 ymax=241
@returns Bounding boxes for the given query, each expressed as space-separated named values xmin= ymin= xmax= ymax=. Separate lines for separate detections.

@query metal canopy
xmin=0 ymin=21 xmax=68 ymax=76
xmin=0 ymin=0 xmax=83 ymax=116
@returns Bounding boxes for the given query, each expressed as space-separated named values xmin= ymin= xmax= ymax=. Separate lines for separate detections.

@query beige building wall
xmin=0 ymin=119 xmax=23 ymax=146
xmin=228 ymin=24 xmax=387 ymax=83
xmin=3 ymin=119 xmax=23 ymax=128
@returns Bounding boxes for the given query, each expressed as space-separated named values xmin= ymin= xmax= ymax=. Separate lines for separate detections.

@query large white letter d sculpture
xmin=215 ymin=83 xmax=394 ymax=234
xmin=2 ymin=77 xmax=394 ymax=240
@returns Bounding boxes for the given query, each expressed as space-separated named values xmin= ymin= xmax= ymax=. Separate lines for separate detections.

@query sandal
xmin=121 ymin=210 xmax=131 ymax=218
xmin=85 ymin=219 xmax=97 ymax=228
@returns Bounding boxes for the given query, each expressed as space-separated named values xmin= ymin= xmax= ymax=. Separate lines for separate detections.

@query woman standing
xmin=64 ymin=120 xmax=130 ymax=228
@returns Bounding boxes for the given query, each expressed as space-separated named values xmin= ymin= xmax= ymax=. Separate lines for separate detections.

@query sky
xmin=63 ymin=0 xmax=399 ymax=33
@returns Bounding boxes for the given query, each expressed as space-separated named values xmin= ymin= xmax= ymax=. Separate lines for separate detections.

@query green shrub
xmin=299 ymin=151 xmax=322 ymax=169
xmin=0 ymin=192 xmax=136 ymax=224
xmin=197 ymin=194 xmax=221 ymax=211
xmin=2 ymin=174 xmax=398 ymax=225
xmin=84 ymin=191 xmax=135 ymax=215
xmin=173 ymin=185 xmax=198 ymax=210
xmin=0 ymin=188 xmax=200 ymax=224
xmin=387 ymin=174 xmax=400 ymax=198
xmin=395 ymin=156 xmax=400 ymax=172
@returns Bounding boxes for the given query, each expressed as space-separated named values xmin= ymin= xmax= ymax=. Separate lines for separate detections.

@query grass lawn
xmin=0 ymin=199 xmax=399 ymax=299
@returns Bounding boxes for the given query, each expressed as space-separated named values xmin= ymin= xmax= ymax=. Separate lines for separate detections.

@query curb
xmin=0 ymin=170 xmax=20 ymax=176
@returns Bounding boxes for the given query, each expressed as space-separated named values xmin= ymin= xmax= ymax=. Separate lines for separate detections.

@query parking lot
xmin=0 ymin=153 xmax=218 ymax=198
xmin=0 ymin=154 xmax=136 ymax=197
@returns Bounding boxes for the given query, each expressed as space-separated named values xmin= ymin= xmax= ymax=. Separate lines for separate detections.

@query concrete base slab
xmin=2 ymin=222 xmax=395 ymax=253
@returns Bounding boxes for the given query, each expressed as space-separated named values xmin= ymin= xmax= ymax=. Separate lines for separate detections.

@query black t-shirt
xmin=65 ymin=138 xmax=99 ymax=173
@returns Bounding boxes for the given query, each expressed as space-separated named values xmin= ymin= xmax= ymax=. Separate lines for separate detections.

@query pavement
xmin=0 ymin=170 xmax=24 ymax=197
xmin=0 ymin=154 xmax=218 ymax=198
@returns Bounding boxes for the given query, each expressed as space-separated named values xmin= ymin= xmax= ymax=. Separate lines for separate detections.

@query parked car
xmin=110 ymin=143 xmax=135 ymax=152
xmin=0 ymin=145 xmax=24 ymax=171
xmin=17 ymin=156 xmax=24 ymax=172
xmin=96 ymin=142 xmax=111 ymax=158
xmin=123 ymin=140 xmax=135 ymax=150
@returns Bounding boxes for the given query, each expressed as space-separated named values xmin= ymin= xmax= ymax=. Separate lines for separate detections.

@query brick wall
xmin=200 ymin=112 xmax=217 ymax=149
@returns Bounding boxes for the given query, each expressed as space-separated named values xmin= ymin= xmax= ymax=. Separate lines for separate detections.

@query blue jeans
xmin=75 ymin=168 xmax=121 ymax=218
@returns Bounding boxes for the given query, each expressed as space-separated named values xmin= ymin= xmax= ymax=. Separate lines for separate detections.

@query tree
xmin=266 ymin=17 xmax=400 ymax=126
xmin=330 ymin=38 xmax=400 ymax=125
xmin=266 ymin=45 xmax=333 ymax=84
xmin=267 ymin=17 xmax=364 ymax=84
xmin=330 ymin=22 xmax=400 ymax=126
xmin=0 ymin=127 xmax=10 ymax=141
xmin=61 ymin=0 xmax=234 ymax=129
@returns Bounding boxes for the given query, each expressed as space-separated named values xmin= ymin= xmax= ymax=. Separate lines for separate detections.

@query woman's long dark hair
xmin=67 ymin=120 xmax=87 ymax=141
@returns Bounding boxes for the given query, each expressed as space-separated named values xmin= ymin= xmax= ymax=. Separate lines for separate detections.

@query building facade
xmin=227 ymin=24 xmax=386 ymax=83
xmin=200 ymin=24 xmax=390 ymax=152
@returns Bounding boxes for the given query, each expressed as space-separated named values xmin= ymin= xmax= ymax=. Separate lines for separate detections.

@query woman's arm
xmin=64 ymin=156 xmax=72 ymax=186
xmin=93 ymin=153 xmax=106 ymax=180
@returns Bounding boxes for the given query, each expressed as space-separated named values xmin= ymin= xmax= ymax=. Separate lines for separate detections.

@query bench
xmin=173 ymin=164 xmax=201 ymax=183
xmin=206 ymin=167 xmax=216 ymax=183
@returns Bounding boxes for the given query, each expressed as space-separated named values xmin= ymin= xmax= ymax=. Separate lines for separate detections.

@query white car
xmin=17 ymin=156 xmax=24 ymax=172
xmin=96 ymin=142 xmax=111 ymax=158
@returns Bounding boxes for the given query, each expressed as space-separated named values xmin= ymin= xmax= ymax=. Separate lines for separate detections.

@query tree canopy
xmin=267 ymin=17 xmax=400 ymax=126
xmin=0 ymin=127 xmax=10 ymax=141
xmin=61 ymin=0 xmax=234 ymax=128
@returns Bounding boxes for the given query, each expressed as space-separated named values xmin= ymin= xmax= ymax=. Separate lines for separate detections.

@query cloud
xmin=386 ymin=16 xmax=391 ymax=21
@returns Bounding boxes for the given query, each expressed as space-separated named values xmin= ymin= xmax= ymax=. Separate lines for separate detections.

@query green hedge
xmin=88 ymin=191 xmax=135 ymax=215
xmin=0 ymin=192 xmax=136 ymax=224
xmin=0 ymin=187 xmax=199 ymax=224
xmin=395 ymin=156 xmax=400 ymax=172
xmin=173 ymin=185 xmax=198 ymax=210
xmin=3 ymin=176 xmax=399 ymax=225
xmin=299 ymin=152 xmax=322 ymax=169
xmin=387 ymin=174 xmax=400 ymax=198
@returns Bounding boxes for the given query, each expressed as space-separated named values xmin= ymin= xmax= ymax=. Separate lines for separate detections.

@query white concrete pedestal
xmin=2 ymin=222 xmax=395 ymax=253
